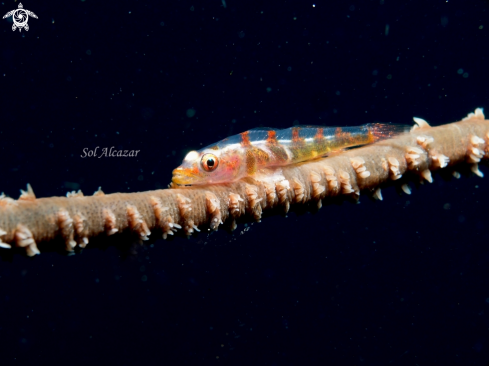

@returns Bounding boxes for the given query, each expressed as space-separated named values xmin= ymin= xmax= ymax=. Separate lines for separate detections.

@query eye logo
xmin=2 ymin=3 xmax=38 ymax=32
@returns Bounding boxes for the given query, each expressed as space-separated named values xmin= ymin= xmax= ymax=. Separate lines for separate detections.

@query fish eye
xmin=201 ymin=153 xmax=219 ymax=172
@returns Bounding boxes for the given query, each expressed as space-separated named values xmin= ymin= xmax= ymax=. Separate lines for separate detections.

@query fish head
xmin=172 ymin=148 xmax=236 ymax=185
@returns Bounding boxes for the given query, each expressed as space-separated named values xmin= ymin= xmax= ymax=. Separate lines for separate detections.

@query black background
xmin=1 ymin=0 xmax=489 ymax=364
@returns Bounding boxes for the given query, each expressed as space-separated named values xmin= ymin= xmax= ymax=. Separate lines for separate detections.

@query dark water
xmin=1 ymin=1 xmax=489 ymax=364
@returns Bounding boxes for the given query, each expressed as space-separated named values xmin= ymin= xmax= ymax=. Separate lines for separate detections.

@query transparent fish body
xmin=172 ymin=123 xmax=410 ymax=185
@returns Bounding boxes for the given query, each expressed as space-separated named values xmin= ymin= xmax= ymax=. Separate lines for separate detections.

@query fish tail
xmin=366 ymin=123 xmax=411 ymax=141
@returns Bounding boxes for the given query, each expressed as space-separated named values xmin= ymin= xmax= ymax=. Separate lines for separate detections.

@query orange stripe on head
xmin=292 ymin=127 xmax=301 ymax=143
xmin=267 ymin=130 xmax=277 ymax=144
xmin=240 ymin=131 xmax=251 ymax=147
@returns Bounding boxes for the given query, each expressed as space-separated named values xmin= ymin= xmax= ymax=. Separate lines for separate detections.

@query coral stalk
xmin=0 ymin=109 xmax=487 ymax=256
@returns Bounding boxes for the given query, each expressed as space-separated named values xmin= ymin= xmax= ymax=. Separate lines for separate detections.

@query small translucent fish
xmin=172 ymin=123 xmax=410 ymax=185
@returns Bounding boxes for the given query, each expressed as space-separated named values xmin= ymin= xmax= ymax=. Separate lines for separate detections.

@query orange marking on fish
xmin=240 ymin=131 xmax=251 ymax=146
xmin=267 ymin=130 xmax=277 ymax=144
xmin=367 ymin=128 xmax=375 ymax=142
xmin=292 ymin=127 xmax=301 ymax=143
xmin=335 ymin=127 xmax=353 ymax=141
xmin=191 ymin=165 xmax=199 ymax=175
xmin=314 ymin=128 xmax=324 ymax=140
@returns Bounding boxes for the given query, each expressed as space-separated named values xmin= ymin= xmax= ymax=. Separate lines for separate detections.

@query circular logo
xmin=12 ymin=9 xmax=28 ymax=28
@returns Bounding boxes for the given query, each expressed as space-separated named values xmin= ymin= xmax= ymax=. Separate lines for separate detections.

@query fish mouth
xmin=171 ymin=169 xmax=194 ymax=186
